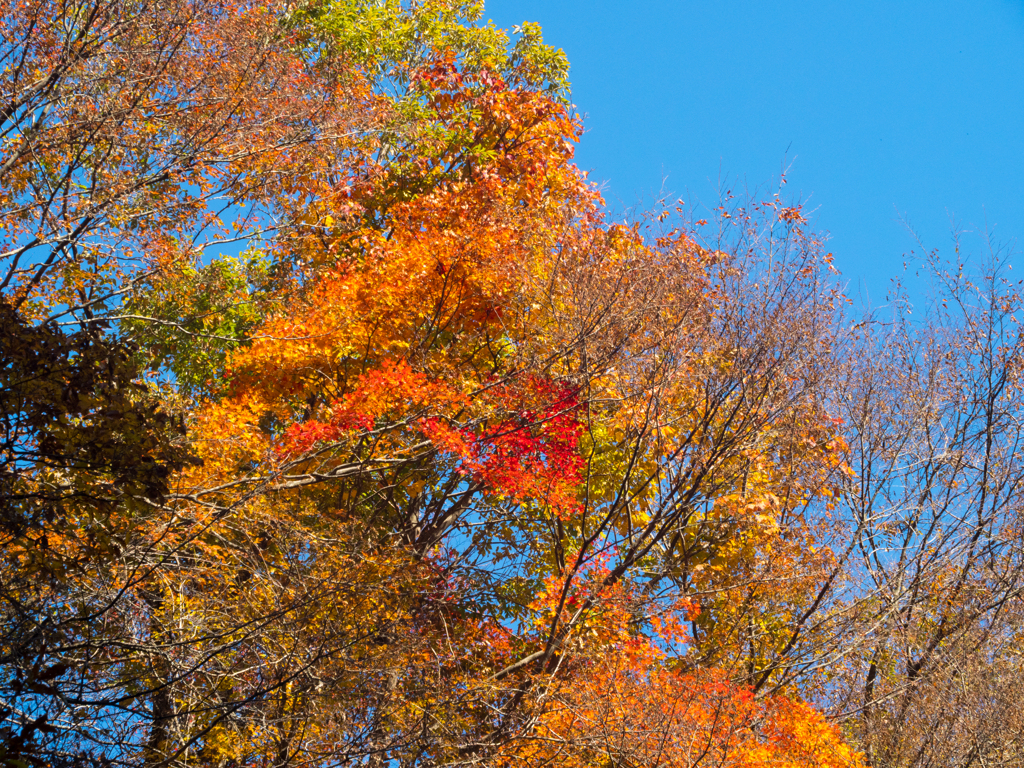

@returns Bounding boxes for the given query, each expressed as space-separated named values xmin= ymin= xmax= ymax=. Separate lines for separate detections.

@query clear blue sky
xmin=486 ymin=0 xmax=1024 ymax=303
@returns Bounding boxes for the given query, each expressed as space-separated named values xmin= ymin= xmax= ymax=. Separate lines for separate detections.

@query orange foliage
xmin=0 ymin=2 xmax=865 ymax=765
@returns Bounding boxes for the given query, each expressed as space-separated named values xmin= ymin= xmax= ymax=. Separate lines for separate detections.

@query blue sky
xmin=486 ymin=0 xmax=1024 ymax=304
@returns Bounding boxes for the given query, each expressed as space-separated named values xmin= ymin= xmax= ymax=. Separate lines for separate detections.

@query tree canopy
xmin=2 ymin=2 xmax=1022 ymax=767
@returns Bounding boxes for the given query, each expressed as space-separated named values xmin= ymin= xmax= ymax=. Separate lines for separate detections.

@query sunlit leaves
xmin=0 ymin=1 xmax=866 ymax=766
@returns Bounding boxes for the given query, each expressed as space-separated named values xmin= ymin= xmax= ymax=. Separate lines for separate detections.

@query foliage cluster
xmin=2 ymin=2 xmax=1022 ymax=767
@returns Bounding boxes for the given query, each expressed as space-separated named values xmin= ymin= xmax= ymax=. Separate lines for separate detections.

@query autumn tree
xmin=820 ymin=248 xmax=1024 ymax=768
xmin=0 ymin=1 xmax=950 ymax=767
xmin=124 ymin=30 xmax=860 ymax=766
xmin=0 ymin=0 xmax=359 ymax=761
